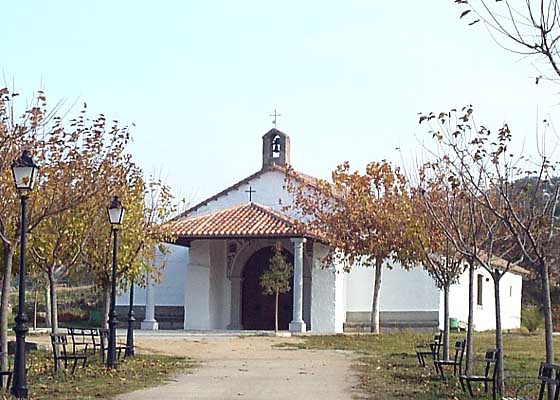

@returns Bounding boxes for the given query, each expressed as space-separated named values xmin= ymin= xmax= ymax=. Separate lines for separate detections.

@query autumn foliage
xmin=0 ymin=89 xmax=177 ymax=369
xmin=285 ymin=160 xmax=419 ymax=333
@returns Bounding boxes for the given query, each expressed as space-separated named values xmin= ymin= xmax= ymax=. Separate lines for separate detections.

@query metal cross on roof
xmin=269 ymin=109 xmax=281 ymax=128
xmin=245 ymin=186 xmax=256 ymax=202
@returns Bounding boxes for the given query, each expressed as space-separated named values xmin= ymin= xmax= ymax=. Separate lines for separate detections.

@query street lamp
xmin=10 ymin=150 xmax=39 ymax=399
xmin=107 ymin=195 xmax=124 ymax=369
xmin=125 ymin=277 xmax=135 ymax=358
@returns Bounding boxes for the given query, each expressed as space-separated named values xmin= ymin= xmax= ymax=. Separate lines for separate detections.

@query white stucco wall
xmin=311 ymin=243 xmax=344 ymax=332
xmin=116 ymin=244 xmax=187 ymax=307
xmin=344 ymin=262 xmax=440 ymax=312
xmin=446 ymin=267 xmax=522 ymax=331
xmin=208 ymin=241 xmax=231 ymax=329
xmin=184 ymin=241 xmax=211 ymax=329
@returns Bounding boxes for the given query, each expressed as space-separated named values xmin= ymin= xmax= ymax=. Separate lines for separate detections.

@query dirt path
xmin=116 ymin=335 xmax=359 ymax=400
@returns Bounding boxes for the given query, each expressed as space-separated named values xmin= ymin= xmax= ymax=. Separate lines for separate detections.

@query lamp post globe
xmin=10 ymin=150 xmax=39 ymax=399
xmin=107 ymin=196 xmax=124 ymax=369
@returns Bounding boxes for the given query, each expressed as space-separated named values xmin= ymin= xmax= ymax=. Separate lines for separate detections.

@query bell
xmin=272 ymin=137 xmax=281 ymax=153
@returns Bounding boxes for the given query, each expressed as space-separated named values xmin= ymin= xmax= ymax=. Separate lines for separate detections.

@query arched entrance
xmin=242 ymin=246 xmax=293 ymax=330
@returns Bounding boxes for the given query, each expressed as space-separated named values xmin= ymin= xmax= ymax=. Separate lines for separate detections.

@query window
xmin=510 ymin=286 xmax=513 ymax=297
xmin=477 ymin=274 xmax=483 ymax=306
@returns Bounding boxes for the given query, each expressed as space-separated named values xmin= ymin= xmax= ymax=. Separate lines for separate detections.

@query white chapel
xmin=116 ymin=129 xmax=523 ymax=333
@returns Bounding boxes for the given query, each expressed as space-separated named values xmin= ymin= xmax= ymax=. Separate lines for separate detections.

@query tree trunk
xmin=44 ymin=285 xmax=51 ymax=328
xmin=541 ymin=261 xmax=554 ymax=364
xmin=465 ymin=258 xmax=475 ymax=375
xmin=33 ymin=288 xmax=38 ymax=330
xmin=102 ymin=283 xmax=111 ymax=329
xmin=443 ymin=285 xmax=450 ymax=361
xmin=541 ymin=261 xmax=555 ymax=400
xmin=275 ymin=290 xmax=279 ymax=333
xmin=370 ymin=258 xmax=383 ymax=334
xmin=47 ymin=267 xmax=58 ymax=333
xmin=0 ymin=243 xmax=14 ymax=372
xmin=493 ymin=271 xmax=504 ymax=397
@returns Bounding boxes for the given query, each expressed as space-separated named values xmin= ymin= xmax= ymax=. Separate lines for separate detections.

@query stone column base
xmin=289 ymin=320 xmax=306 ymax=333
xmin=141 ymin=320 xmax=159 ymax=330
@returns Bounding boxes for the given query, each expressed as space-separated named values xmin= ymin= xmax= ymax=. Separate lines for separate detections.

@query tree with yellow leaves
xmin=0 ymin=90 xmax=131 ymax=370
xmin=81 ymin=165 xmax=177 ymax=328
xmin=286 ymin=161 xmax=419 ymax=333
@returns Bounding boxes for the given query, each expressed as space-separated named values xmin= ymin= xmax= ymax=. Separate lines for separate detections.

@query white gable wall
xmin=446 ymin=267 xmax=522 ymax=331
xmin=188 ymin=170 xmax=293 ymax=218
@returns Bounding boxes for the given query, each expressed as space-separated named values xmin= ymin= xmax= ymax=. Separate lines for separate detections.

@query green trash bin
xmin=89 ymin=309 xmax=102 ymax=325
xmin=449 ymin=318 xmax=458 ymax=331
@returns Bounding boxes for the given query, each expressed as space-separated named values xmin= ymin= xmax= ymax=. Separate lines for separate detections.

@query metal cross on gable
xmin=269 ymin=109 xmax=281 ymax=128
xmin=245 ymin=186 xmax=256 ymax=202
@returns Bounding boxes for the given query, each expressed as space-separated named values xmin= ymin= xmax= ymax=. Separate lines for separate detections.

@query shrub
xmin=522 ymin=306 xmax=544 ymax=333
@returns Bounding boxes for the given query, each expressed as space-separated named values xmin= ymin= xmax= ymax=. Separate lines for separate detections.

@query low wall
xmin=344 ymin=310 xmax=439 ymax=332
xmin=115 ymin=305 xmax=184 ymax=330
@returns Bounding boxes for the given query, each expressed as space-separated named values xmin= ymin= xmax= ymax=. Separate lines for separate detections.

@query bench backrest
xmin=453 ymin=339 xmax=466 ymax=375
xmin=50 ymin=333 xmax=69 ymax=358
xmin=537 ymin=363 xmax=560 ymax=400
xmin=98 ymin=328 xmax=109 ymax=352
xmin=481 ymin=348 xmax=499 ymax=381
xmin=67 ymin=327 xmax=96 ymax=341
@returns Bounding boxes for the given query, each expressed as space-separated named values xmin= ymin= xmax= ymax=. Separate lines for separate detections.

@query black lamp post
xmin=125 ymin=279 xmax=135 ymax=358
xmin=10 ymin=150 xmax=39 ymax=399
xmin=106 ymin=196 xmax=124 ymax=369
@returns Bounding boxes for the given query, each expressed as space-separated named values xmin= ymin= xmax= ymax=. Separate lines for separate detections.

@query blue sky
xmin=1 ymin=1 xmax=557 ymax=205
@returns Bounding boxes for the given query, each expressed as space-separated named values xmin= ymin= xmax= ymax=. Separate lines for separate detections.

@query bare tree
xmin=419 ymin=107 xmax=539 ymax=396
xmin=456 ymin=0 xmax=560 ymax=82
xmin=413 ymin=186 xmax=465 ymax=362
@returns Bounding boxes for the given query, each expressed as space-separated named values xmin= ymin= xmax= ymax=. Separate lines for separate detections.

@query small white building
xmin=117 ymin=128 xmax=523 ymax=333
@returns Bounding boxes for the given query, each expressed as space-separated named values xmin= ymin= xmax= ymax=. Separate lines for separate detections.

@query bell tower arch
xmin=262 ymin=128 xmax=290 ymax=168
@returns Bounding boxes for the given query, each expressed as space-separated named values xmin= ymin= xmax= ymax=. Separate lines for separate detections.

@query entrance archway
xmin=241 ymin=246 xmax=293 ymax=330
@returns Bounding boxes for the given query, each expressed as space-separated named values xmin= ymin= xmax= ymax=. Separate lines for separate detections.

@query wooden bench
xmin=433 ymin=339 xmax=466 ymax=378
xmin=0 ymin=352 xmax=12 ymax=391
xmin=67 ymin=327 xmax=99 ymax=355
xmin=50 ymin=333 xmax=88 ymax=374
xmin=416 ymin=333 xmax=442 ymax=367
xmin=459 ymin=348 xmax=498 ymax=397
xmin=98 ymin=328 xmax=129 ymax=363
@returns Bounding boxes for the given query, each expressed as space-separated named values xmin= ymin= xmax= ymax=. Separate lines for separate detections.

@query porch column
xmin=289 ymin=238 xmax=307 ymax=332
xmin=141 ymin=275 xmax=158 ymax=330
xmin=228 ymin=277 xmax=243 ymax=330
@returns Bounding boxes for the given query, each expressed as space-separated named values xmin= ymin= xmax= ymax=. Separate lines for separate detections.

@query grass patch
xmin=0 ymin=351 xmax=194 ymax=400
xmin=295 ymin=331 xmax=560 ymax=399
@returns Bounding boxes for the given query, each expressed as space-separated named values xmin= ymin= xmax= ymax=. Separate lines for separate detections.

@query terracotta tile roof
xmin=171 ymin=202 xmax=313 ymax=239
xmin=174 ymin=164 xmax=322 ymax=219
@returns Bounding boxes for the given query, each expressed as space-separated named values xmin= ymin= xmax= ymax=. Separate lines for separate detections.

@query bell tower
xmin=262 ymin=128 xmax=291 ymax=168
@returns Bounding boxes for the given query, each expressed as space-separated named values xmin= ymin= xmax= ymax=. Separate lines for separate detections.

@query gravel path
xmin=116 ymin=334 xmax=359 ymax=400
